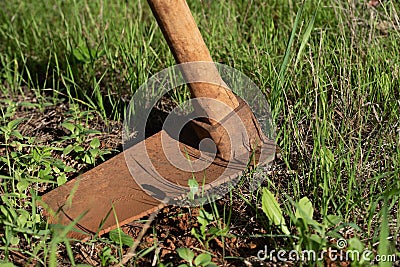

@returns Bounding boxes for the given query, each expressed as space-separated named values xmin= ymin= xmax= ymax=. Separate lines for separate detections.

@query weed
xmin=176 ymin=247 xmax=217 ymax=267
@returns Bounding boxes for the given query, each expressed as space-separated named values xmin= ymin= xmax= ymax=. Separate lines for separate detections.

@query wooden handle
xmin=147 ymin=0 xmax=271 ymax=162
xmin=147 ymin=0 xmax=239 ymax=121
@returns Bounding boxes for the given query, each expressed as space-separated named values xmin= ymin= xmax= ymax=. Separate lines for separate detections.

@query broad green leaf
xmin=89 ymin=148 xmax=99 ymax=158
xmin=176 ymin=247 xmax=195 ymax=263
xmin=61 ymin=122 xmax=75 ymax=133
xmin=194 ymin=253 xmax=212 ymax=266
xmin=17 ymin=211 xmax=29 ymax=227
xmin=261 ymin=188 xmax=290 ymax=235
xmin=198 ymin=209 xmax=213 ymax=235
xmin=326 ymin=214 xmax=342 ymax=226
xmin=52 ymin=166 xmax=60 ymax=174
xmin=83 ymin=154 xmax=94 ymax=164
xmin=64 ymin=166 xmax=75 ymax=173
xmin=39 ymin=166 xmax=53 ymax=179
xmin=57 ymin=174 xmax=67 ymax=186
xmin=295 ymin=197 xmax=314 ymax=220
xmin=7 ymin=118 xmax=25 ymax=130
xmin=73 ymin=145 xmax=84 ymax=153
xmin=63 ymin=145 xmax=74 ymax=155
xmin=72 ymin=45 xmax=101 ymax=64
xmin=109 ymin=228 xmax=134 ymax=247
xmin=198 ymin=209 xmax=213 ymax=226
xmin=17 ymin=180 xmax=29 ymax=193
xmin=11 ymin=130 xmax=23 ymax=139
xmin=90 ymin=138 xmax=100 ymax=149
xmin=10 ymin=236 xmax=20 ymax=246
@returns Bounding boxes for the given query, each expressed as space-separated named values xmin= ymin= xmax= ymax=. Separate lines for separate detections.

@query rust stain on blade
xmin=41 ymin=126 xmax=275 ymax=240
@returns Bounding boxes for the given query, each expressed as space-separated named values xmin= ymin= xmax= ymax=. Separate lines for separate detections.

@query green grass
xmin=1 ymin=0 xmax=400 ymax=265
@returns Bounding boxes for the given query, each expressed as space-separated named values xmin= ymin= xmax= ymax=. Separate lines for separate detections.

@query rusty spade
xmin=40 ymin=0 xmax=275 ymax=240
